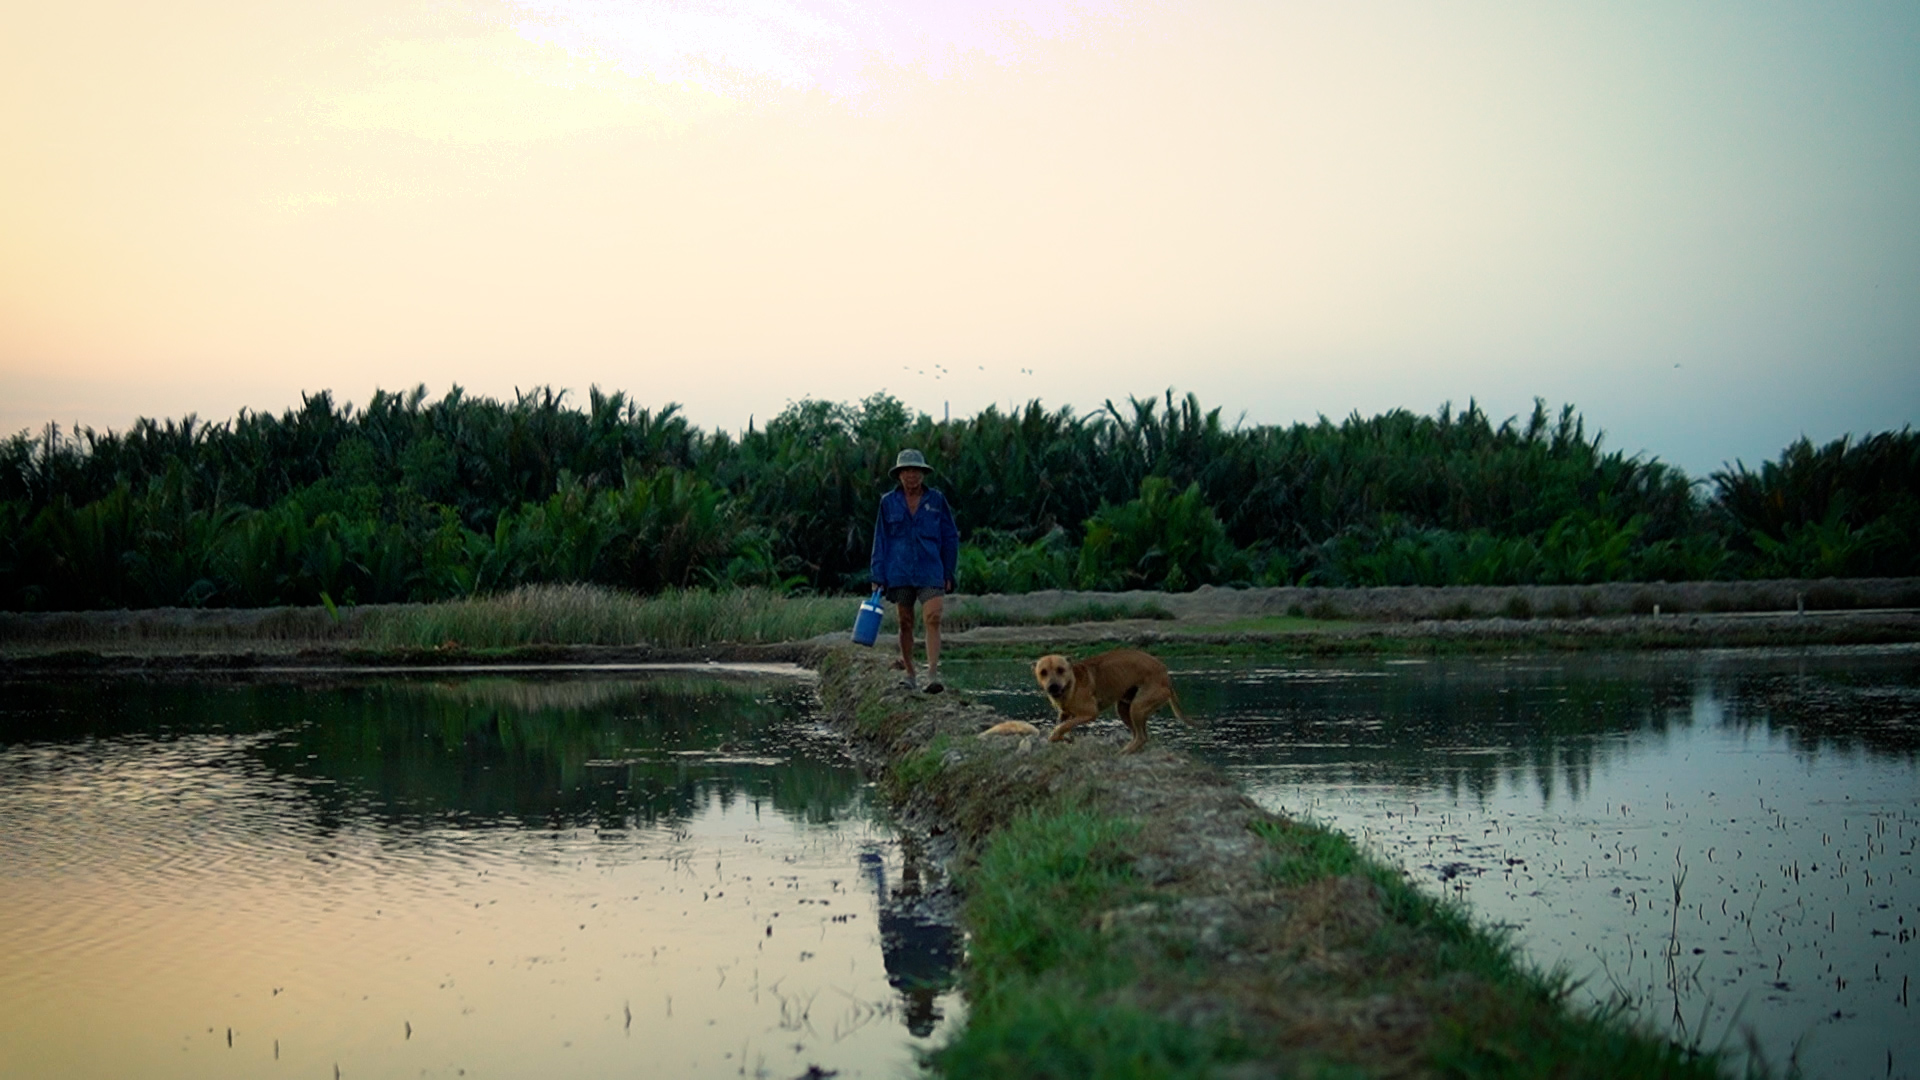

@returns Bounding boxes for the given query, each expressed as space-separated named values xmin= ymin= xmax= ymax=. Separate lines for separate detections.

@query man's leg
xmin=922 ymin=595 xmax=943 ymax=691
xmin=895 ymin=601 xmax=918 ymax=681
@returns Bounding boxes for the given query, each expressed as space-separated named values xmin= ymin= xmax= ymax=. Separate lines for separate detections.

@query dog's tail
xmin=1170 ymin=687 xmax=1197 ymax=726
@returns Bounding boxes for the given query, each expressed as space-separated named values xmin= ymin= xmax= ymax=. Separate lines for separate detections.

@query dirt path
xmin=815 ymin=647 xmax=1727 ymax=1078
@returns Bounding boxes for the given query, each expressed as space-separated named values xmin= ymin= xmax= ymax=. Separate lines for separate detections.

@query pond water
xmin=0 ymin=669 xmax=960 ymax=1080
xmin=951 ymin=645 xmax=1920 ymax=1080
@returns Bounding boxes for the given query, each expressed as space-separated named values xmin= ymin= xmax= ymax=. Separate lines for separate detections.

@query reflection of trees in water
xmin=1193 ymin=662 xmax=1698 ymax=806
xmin=859 ymin=840 xmax=960 ymax=1038
xmin=1721 ymin=671 xmax=1920 ymax=757
xmin=0 ymin=675 xmax=867 ymax=832
xmin=1187 ymin=650 xmax=1919 ymax=800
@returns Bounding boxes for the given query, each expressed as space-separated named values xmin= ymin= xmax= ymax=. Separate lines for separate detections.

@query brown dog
xmin=1032 ymin=648 xmax=1191 ymax=754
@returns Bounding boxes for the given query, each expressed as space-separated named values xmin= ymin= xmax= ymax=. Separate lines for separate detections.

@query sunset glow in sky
xmin=2 ymin=0 xmax=1915 ymax=474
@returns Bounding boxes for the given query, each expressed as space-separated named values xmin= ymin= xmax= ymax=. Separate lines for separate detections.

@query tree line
xmin=1 ymin=386 xmax=1913 ymax=610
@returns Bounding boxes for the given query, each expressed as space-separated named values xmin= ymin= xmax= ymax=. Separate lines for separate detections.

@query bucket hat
xmin=889 ymin=449 xmax=933 ymax=478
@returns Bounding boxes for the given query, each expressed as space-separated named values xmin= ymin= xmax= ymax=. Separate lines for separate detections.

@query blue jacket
xmin=870 ymin=487 xmax=959 ymax=589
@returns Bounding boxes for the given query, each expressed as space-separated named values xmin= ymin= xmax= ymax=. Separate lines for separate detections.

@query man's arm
xmin=939 ymin=497 xmax=960 ymax=590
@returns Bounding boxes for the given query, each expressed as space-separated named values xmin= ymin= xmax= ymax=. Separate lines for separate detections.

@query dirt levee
xmin=816 ymin=647 xmax=1724 ymax=1077
xmin=950 ymin=576 xmax=1920 ymax=623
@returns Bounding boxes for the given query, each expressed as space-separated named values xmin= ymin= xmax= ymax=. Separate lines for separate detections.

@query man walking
xmin=869 ymin=449 xmax=959 ymax=693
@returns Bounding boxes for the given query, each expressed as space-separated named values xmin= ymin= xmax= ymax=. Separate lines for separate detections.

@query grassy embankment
xmin=365 ymin=584 xmax=848 ymax=649
xmin=342 ymin=586 xmax=1169 ymax=648
xmin=0 ymin=583 xmax=1180 ymax=658
xmin=7 ymin=579 xmax=1917 ymax=665
xmin=819 ymin=647 xmax=1738 ymax=1079
xmin=932 ymin=617 xmax=1920 ymax=662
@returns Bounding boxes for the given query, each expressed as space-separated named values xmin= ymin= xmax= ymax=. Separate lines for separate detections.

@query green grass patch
xmin=928 ymin=806 xmax=1253 ymax=1078
xmin=1252 ymin=816 xmax=1365 ymax=884
xmin=930 ymin=995 xmax=1243 ymax=1080
xmin=1249 ymin=818 xmax=1726 ymax=1079
xmin=889 ymin=734 xmax=954 ymax=798
xmin=852 ymin=694 xmax=898 ymax=737
xmin=1255 ymin=816 xmax=1506 ymax=973
xmin=961 ymin=808 xmax=1141 ymax=994
xmin=364 ymin=583 xmax=847 ymax=648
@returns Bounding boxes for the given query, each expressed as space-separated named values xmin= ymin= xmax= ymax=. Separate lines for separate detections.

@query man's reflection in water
xmin=859 ymin=842 xmax=960 ymax=1036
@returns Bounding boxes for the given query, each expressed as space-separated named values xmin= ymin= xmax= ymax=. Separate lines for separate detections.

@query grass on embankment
xmin=362 ymin=583 xmax=850 ymax=649
xmin=379 ymin=588 xmax=1909 ymax=658
xmin=9 ymin=582 xmax=1908 ymax=662
xmin=0 ymin=584 xmax=1185 ymax=657
xmin=820 ymin=647 xmax=1735 ymax=1079
xmin=363 ymin=585 xmax=1176 ymax=650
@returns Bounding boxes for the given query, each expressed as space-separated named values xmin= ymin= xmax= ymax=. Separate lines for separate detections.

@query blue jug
xmin=851 ymin=588 xmax=885 ymax=646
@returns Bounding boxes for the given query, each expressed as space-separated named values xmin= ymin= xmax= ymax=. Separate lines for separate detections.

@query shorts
xmin=884 ymin=585 xmax=945 ymax=607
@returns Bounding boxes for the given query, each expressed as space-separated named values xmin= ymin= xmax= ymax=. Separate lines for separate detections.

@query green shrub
xmin=1715 ymin=429 xmax=1920 ymax=577
xmin=1076 ymin=477 xmax=1242 ymax=591
xmin=958 ymin=527 xmax=1077 ymax=594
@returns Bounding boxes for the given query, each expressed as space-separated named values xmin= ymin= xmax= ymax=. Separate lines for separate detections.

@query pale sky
xmin=3 ymin=0 xmax=1915 ymax=478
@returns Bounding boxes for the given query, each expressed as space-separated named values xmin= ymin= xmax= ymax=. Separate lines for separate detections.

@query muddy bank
xmin=0 ymin=604 xmax=377 ymax=648
xmin=942 ymin=607 xmax=1920 ymax=655
xmin=815 ymin=647 xmax=1724 ymax=1078
xmin=951 ymin=576 xmax=1920 ymax=623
